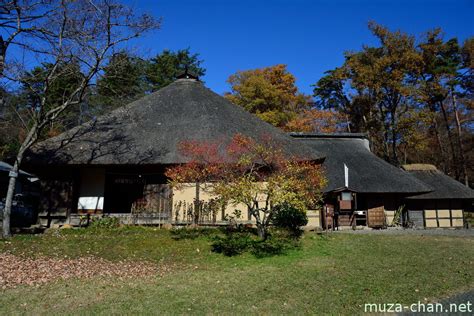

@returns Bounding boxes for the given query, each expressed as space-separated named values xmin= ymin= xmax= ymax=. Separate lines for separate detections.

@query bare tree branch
xmin=0 ymin=0 xmax=161 ymax=237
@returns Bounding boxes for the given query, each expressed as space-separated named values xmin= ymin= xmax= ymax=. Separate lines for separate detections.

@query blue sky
xmin=102 ymin=1 xmax=472 ymax=94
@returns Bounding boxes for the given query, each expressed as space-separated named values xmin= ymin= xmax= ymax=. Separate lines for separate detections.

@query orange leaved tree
xmin=165 ymin=134 xmax=326 ymax=240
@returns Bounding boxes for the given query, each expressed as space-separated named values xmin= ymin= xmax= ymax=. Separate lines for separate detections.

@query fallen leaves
xmin=0 ymin=253 xmax=171 ymax=289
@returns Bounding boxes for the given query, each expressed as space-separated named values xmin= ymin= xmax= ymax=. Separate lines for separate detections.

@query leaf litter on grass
xmin=0 ymin=252 xmax=174 ymax=289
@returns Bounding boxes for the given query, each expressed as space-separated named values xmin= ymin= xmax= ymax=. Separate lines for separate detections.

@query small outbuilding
xmin=402 ymin=164 xmax=474 ymax=228
xmin=290 ymin=133 xmax=432 ymax=229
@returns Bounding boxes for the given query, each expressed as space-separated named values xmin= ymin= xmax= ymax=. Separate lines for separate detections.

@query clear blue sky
xmin=125 ymin=0 xmax=472 ymax=95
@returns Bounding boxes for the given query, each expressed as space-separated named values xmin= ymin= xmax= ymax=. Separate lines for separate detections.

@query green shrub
xmin=88 ymin=216 xmax=120 ymax=229
xmin=211 ymin=233 xmax=253 ymax=256
xmin=225 ymin=223 xmax=257 ymax=235
xmin=250 ymin=238 xmax=287 ymax=257
xmin=250 ymin=231 xmax=302 ymax=257
xmin=210 ymin=229 xmax=301 ymax=258
xmin=171 ymin=227 xmax=220 ymax=240
xmin=272 ymin=203 xmax=308 ymax=238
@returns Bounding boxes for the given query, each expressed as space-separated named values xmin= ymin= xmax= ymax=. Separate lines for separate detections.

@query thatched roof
xmin=290 ymin=133 xmax=432 ymax=194
xmin=402 ymin=164 xmax=438 ymax=171
xmin=27 ymin=78 xmax=323 ymax=165
xmin=402 ymin=164 xmax=474 ymax=200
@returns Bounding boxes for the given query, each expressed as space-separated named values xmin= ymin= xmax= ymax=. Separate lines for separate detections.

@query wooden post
xmin=194 ymin=182 xmax=200 ymax=225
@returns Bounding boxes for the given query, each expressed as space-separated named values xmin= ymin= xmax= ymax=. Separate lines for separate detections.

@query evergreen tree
xmin=20 ymin=61 xmax=86 ymax=136
xmin=96 ymin=51 xmax=146 ymax=110
xmin=146 ymin=48 xmax=206 ymax=91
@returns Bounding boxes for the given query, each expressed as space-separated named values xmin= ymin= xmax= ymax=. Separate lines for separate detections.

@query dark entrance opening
xmin=104 ymin=173 xmax=145 ymax=213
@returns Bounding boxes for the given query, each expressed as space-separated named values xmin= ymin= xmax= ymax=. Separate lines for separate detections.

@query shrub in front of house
xmin=170 ymin=227 xmax=221 ymax=240
xmin=210 ymin=228 xmax=301 ymax=257
xmin=250 ymin=237 xmax=288 ymax=258
xmin=211 ymin=232 xmax=253 ymax=256
xmin=271 ymin=203 xmax=308 ymax=238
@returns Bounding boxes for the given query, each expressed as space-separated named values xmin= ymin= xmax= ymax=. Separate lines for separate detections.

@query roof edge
xmin=402 ymin=164 xmax=438 ymax=171
xmin=289 ymin=132 xmax=369 ymax=139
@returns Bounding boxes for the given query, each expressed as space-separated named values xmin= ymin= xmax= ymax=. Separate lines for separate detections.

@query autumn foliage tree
xmin=285 ymin=108 xmax=346 ymax=133
xmin=313 ymin=22 xmax=473 ymax=184
xmin=165 ymin=134 xmax=326 ymax=239
xmin=225 ymin=64 xmax=343 ymax=132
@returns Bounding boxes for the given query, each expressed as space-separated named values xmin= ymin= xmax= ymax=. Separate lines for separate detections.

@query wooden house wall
xmin=354 ymin=194 xmax=406 ymax=228
xmin=35 ymin=167 xmax=79 ymax=227
xmin=405 ymin=199 xmax=468 ymax=228
xmin=171 ymin=183 xmax=255 ymax=224
xmin=28 ymin=164 xmax=471 ymax=230
xmin=77 ymin=168 xmax=105 ymax=214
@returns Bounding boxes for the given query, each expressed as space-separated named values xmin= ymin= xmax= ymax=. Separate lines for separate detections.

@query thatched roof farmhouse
xmin=290 ymin=133 xmax=433 ymax=229
xmin=22 ymin=76 xmax=472 ymax=230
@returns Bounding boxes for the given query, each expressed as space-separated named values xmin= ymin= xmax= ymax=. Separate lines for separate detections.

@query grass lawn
xmin=0 ymin=227 xmax=473 ymax=315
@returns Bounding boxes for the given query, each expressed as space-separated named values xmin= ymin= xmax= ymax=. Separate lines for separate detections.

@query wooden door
xmin=323 ymin=203 xmax=334 ymax=230
xmin=367 ymin=198 xmax=385 ymax=228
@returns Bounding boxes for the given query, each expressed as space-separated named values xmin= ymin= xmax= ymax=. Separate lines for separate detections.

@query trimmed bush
xmin=211 ymin=233 xmax=253 ymax=256
xmin=271 ymin=203 xmax=308 ymax=238
xmin=210 ymin=229 xmax=301 ymax=258
xmin=250 ymin=238 xmax=288 ymax=257
xmin=171 ymin=227 xmax=220 ymax=240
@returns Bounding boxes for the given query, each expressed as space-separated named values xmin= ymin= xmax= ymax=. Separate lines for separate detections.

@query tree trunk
xmin=432 ymin=117 xmax=447 ymax=172
xmin=2 ymin=161 xmax=19 ymax=238
xmin=378 ymin=104 xmax=390 ymax=161
xmin=0 ymin=90 xmax=5 ymax=121
xmin=390 ymin=108 xmax=399 ymax=165
xmin=193 ymin=182 xmax=200 ymax=224
xmin=250 ymin=205 xmax=267 ymax=240
xmin=452 ymin=93 xmax=469 ymax=186
xmin=439 ymin=101 xmax=458 ymax=178
xmin=0 ymin=36 xmax=6 ymax=119
xmin=0 ymin=35 xmax=5 ymax=75
xmin=2 ymin=124 xmax=38 ymax=238
xmin=256 ymin=223 xmax=266 ymax=240
xmin=0 ymin=36 xmax=6 ymax=130
xmin=427 ymin=103 xmax=448 ymax=173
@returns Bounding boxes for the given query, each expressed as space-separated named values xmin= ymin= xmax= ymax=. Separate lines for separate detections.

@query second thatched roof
xmin=290 ymin=133 xmax=432 ymax=194
xmin=402 ymin=164 xmax=474 ymax=200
